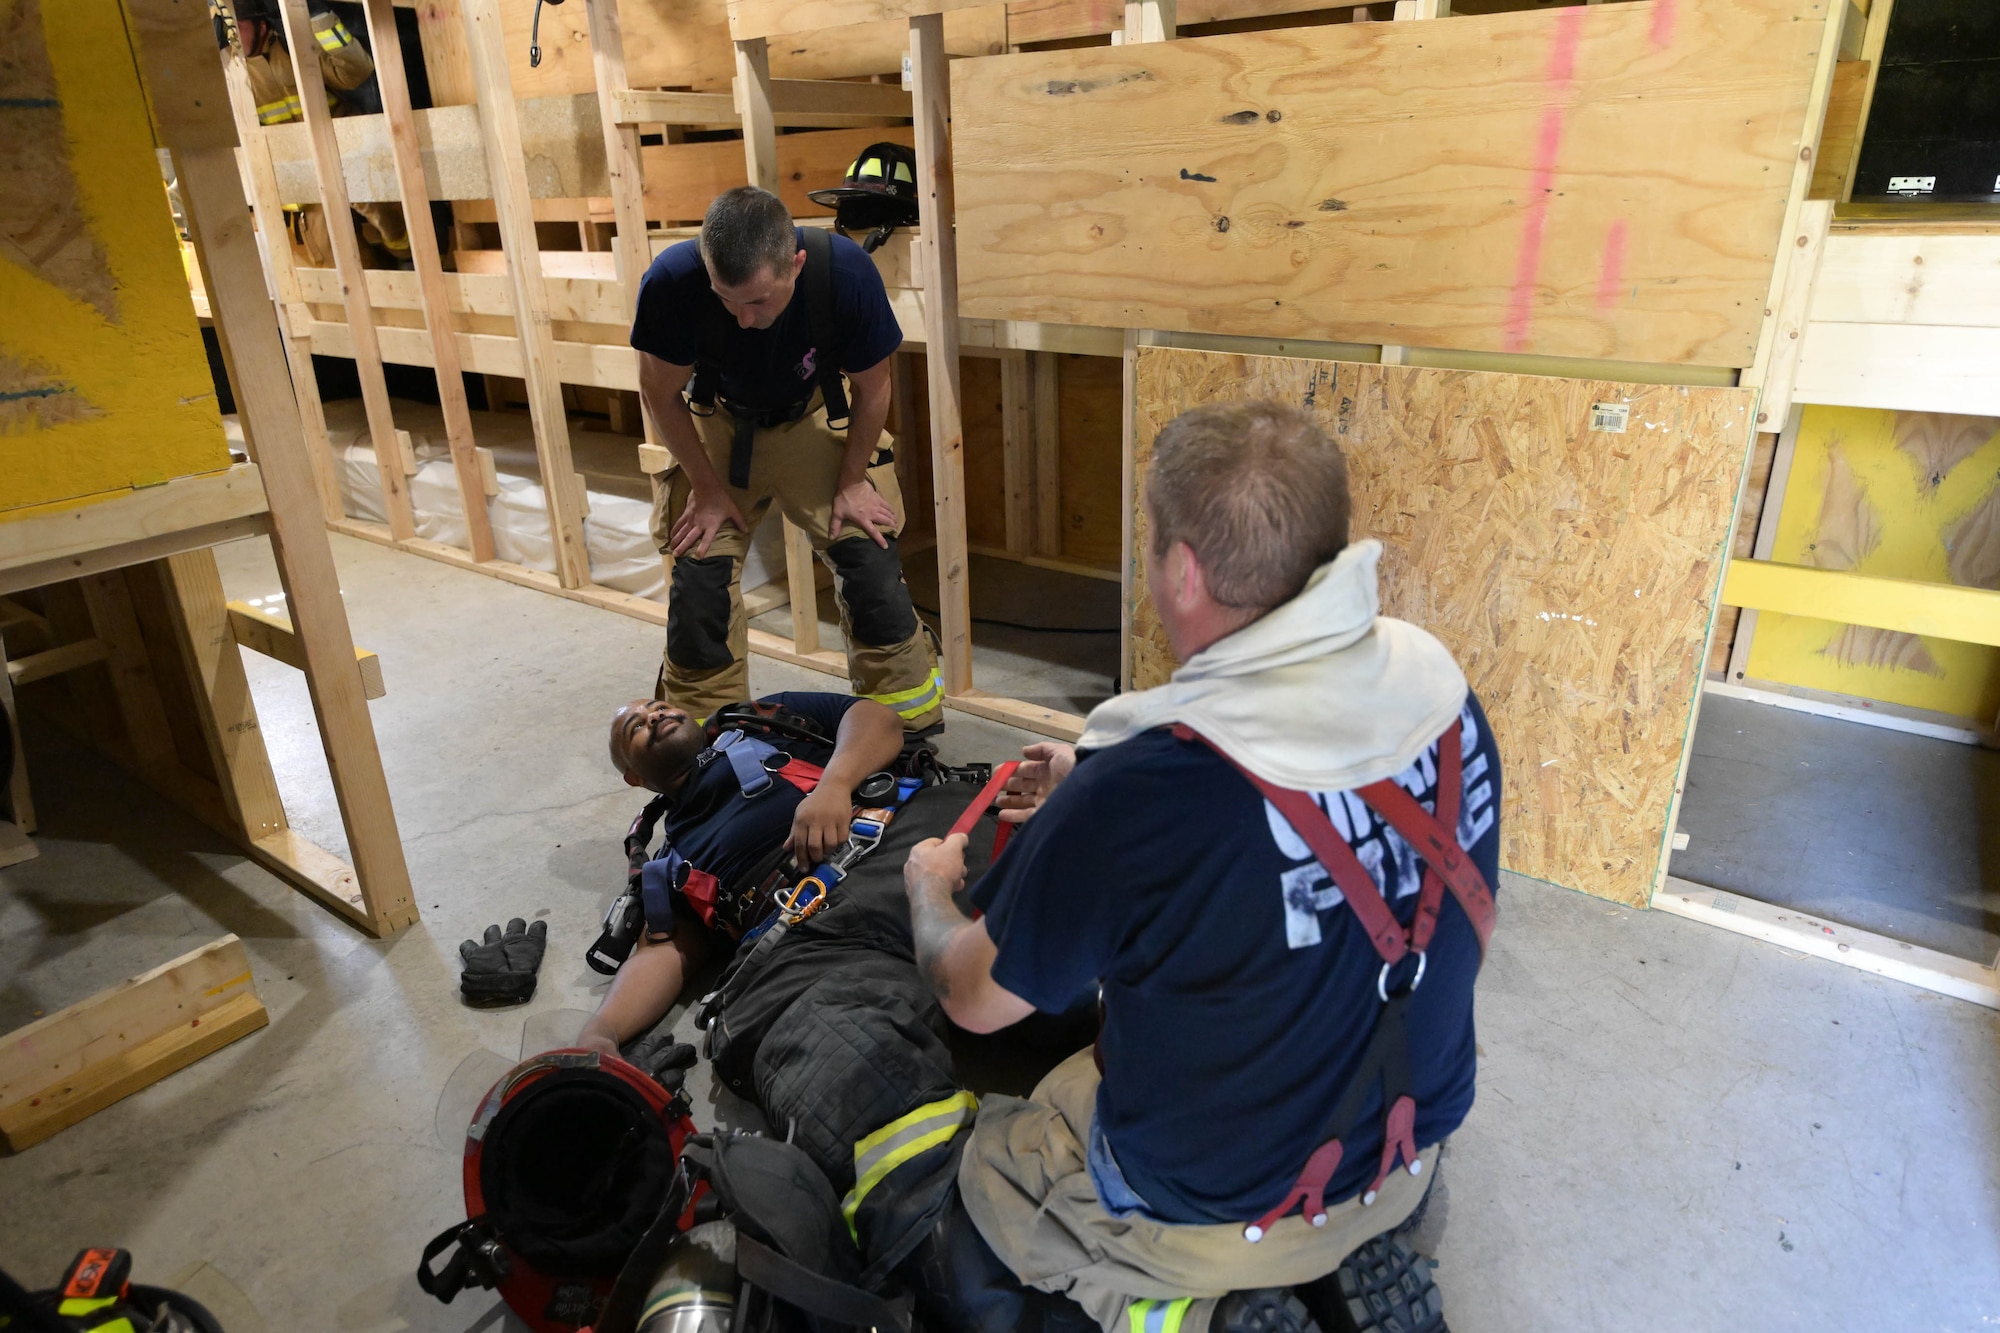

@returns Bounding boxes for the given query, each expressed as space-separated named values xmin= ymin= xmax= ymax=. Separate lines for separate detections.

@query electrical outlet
xmin=1887 ymin=175 xmax=1936 ymax=195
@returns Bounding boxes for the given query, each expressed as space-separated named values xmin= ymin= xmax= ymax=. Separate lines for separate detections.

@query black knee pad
xmin=825 ymin=536 xmax=920 ymax=646
xmin=666 ymin=554 xmax=736 ymax=671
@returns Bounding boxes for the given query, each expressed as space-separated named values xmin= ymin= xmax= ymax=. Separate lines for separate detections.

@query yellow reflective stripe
xmin=1127 ymin=1298 xmax=1193 ymax=1333
xmin=866 ymin=669 xmax=943 ymax=716
xmin=313 ymin=15 xmax=353 ymax=50
xmin=256 ymin=99 xmax=292 ymax=123
xmin=893 ymin=162 xmax=914 ymax=184
xmin=857 ymin=158 xmax=884 ymax=179
xmin=841 ymin=1090 xmax=977 ymax=1236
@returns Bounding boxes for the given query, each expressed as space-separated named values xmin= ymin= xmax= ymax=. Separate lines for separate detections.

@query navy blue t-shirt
xmin=629 ymin=228 xmax=903 ymax=412
xmin=649 ymin=692 xmax=861 ymax=927
xmin=972 ymin=693 xmax=1502 ymax=1225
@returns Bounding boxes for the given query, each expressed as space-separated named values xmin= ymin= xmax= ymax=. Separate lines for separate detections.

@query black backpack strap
xmin=797 ymin=227 xmax=851 ymax=430
xmin=737 ymin=1234 xmax=912 ymax=1332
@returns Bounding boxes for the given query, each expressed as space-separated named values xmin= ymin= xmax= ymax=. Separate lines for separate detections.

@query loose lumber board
xmin=729 ymin=0 xmax=994 ymax=42
xmin=1130 ymin=348 xmax=1755 ymax=907
xmin=953 ymin=0 xmax=1832 ymax=366
xmin=1 ymin=0 xmax=230 ymax=518
xmin=0 ymin=935 xmax=268 ymax=1153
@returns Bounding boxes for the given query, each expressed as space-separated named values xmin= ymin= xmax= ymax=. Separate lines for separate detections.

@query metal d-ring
xmin=1377 ymin=950 xmax=1428 ymax=1003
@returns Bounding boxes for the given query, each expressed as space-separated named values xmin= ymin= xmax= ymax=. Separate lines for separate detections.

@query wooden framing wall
xmin=1 ymin=0 xmax=428 ymax=1148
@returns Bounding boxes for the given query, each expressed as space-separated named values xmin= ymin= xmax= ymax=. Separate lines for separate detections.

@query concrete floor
xmin=3 ymin=533 xmax=1998 ymax=1331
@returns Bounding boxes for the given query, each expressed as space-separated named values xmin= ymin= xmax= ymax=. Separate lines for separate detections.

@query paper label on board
xmin=1589 ymin=402 xmax=1631 ymax=434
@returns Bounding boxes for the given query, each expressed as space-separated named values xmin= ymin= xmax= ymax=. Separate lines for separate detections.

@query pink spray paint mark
xmin=1596 ymin=219 xmax=1628 ymax=309
xmin=1503 ymin=7 xmax=1585 ymax=353
xmin=1651 ymin=0 xmax=1678 ymax=50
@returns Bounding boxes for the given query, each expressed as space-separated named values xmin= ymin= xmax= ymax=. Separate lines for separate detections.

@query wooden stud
xmin=276 ymin=0 xmax=417 ymax=542
xmin=415 ymin=0 xmax=477 ymax=106
xmin=216 ymin=38 xmax=344 ymax=526
xmin=1032 ymin=351 xmax=1062 ymax=557
xmin=0 ymin=935 xmax=270 ymax=1154
xmin=77 ymin=572 xmax=180 ymax=774
xmin=0 ymin=636 xmax=29 ymax=834
xmin=1122 ymin=0 xmax=1176 ymax=42
xmin=1724 ymin=411 xmax=1800 ymax=686
xmin=1723 ymin=561 xmax=2000 ymax=648
xmin=461 ymin=0 xmax=594 ymax=589
xmin=909 ymin=13 xmax=971 ymax=697
xmin=5 ymin=639 xmax=111 ymax=689
xmin=735 ymin=38 xmax=780 ymax=192
xmin=1000 ymin=350 xmax=1033 ymax=556
xmin=361 ymin=0 xmax=499 ymax=564
xmin=228 ymin=600 xmax=387 ymax=701
xmin=0 ymin=466 xmax=270 ymax=591
xmin=581 ymin=0 xmax=667 ymax=461
xmin=1842 ymin=0 xmax=1895 ymax=203
xmin=1754 ymin=200 xmax=1834 ymax=433
xmin=166 ymin=140 xmax=418 ymax=935
xmin=785 ymin=519 xmax=823 ymax=655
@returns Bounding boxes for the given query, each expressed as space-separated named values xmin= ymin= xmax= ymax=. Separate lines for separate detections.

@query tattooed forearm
xmin=907 ymin=872 xmax=971 ymax=1003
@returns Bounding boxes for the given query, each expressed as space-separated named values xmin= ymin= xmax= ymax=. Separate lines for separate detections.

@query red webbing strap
xmin=1172 ymin=725 xmax=1410 ymax=967
xmin=774 ymin=757 xmax=824 ymax=795
xmin=1355 ymin=726 xmax=1495 ymax=958
xmin=952 ymin=761 xmax=1020 ymax=859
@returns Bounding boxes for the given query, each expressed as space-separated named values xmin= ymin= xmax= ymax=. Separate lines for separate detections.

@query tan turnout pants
xmin=652 ymin=403 xmax=942 ymax=729
xmin=958 ymin=1049 xmax=1436 ymax=1333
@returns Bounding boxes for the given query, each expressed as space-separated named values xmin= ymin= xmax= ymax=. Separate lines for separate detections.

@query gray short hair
xmin=700 ymin=187 xmax=797 ymax=286
xmin=1146 ymin=400 xmax=1350 ymax=610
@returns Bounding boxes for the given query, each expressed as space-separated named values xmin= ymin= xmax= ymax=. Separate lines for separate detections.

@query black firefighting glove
xmin=458 ymin=918 xmax=548 ymax=1006
xmin=624 ymin=1028 xmax=699 ymax=1094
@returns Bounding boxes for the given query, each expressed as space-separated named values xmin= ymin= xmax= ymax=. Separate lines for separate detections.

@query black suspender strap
xmin=796 ymin=227 xmax=851 ymax=431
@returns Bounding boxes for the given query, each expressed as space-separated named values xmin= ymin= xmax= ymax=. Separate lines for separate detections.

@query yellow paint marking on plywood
xmin=0 ymin=0 xmax=229 ymax=519
xmin=1744 ymin=405 xmax=2000 ymax=720
xmin=1725 ymin=561 xmax=2000 ymax=649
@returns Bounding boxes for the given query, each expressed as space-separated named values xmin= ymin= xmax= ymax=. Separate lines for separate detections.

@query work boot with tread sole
xmin=1300 ymin=1234 xmax=1447 ymax=1333
xmin=1209 ymin=1288 xmax=1321 ymax=1333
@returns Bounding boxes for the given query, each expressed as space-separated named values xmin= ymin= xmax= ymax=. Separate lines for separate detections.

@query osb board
xmin=0 ymin=0 xmax=228 ymax=519
xmin=1130 ymin=348 xmax=1755 ymax=907
xmin=1746 ymin=406 xmax=2000 ymax=721
xmin=953 ymin=0 xmax=1830 ymax=366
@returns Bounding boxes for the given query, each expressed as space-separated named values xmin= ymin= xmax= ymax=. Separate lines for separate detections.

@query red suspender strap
xmin=1172 ymin=724 xmax=1410 ymax=967
xmin=1356 ymin=732 xmax=1496 ymax=957
xmin=951 ymin=761 xmax=1021 ymax=858
xmin=773 ymin=757 xmax=824 ymax=795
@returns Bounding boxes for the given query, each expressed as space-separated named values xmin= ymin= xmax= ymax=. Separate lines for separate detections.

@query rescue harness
xmin=1172 ymin=720 xmax=1497 ymax=1242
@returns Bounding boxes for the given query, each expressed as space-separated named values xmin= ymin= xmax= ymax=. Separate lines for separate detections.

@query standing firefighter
xmin=632 ymin=185 xmax=942 ymax=731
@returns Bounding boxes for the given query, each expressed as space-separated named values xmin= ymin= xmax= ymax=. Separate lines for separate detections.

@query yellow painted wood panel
xmin=1727 ymin=561 xmax=2000 ymax=649
xmin=1 ymin=0 xmax=229 ymax=519
xmin=953 ymin=0 xmax=1830 ymax=365
xmin=1743 ymin=404 xmax=2000 ymax=720
xmin=1131 ymin=349 xmax=1755 ymax=907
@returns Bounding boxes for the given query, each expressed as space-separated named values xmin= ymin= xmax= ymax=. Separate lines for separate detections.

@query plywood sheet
xmin=1744 ymin=405 xmax=2000 ymax=721
xmin=954 ymin=0 xmax=1830 ymax=366
xmin=1131 ymin=348 xmax=1755 ymax=906
xmin=0 ymin=0 xmax=228 ymax=519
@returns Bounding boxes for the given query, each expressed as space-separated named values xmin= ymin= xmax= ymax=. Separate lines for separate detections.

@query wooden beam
xmin=361 ymin=0 xmax=498 ymax=563
xmin=461 ymin=0 xmax=594 ymax=588
xmin=228 ymin=601 xmax=387 ymax=700
xmin=0 ymin=936 xmax=268 ymax=1153
xmin=582 ymin=0 xmax=666 ymax=465
xmin=728 ymin=0 xmax=992 ymax=43
xmin=909 ymin=13 xmax=972 ymax=697
xmin=77 ymin=572 xmax=180 ymax=776
xmin=6 ymin=640 xmax=110 ymax=688
xmin=614 ymin=88 xmax=742 ymax=127
xmin=1722 ymin=560 xmax=2000 ymax=648
xmin=1842 ymin=0 xmax=1895 ymax=204
xmin=1031 ymin=351 xmax=1062 ymax=557
xmin=999 ymin=350 xmax=1033 ymax=555
xmin=217 ymin=36 xmax=343 ymax=525
xmin=785 ymin=520 xmax=823 ymax=654
xmin=766 ymin=77 xmax=915 ymax=123
xmin=0 ymin=636 xmax=28 ymax=833
xmin=1122 ymin=0 xmax=1175 ymax=42
xmin=736 ymin=38 xmax=781 ymax=191
xmin=1753 ymin=199 xmax=1833 ymax=432
xmin=276 ymin=0 xmax=417 ymax=541
xmin=132 ymin=0 xmax=422 ymax=938
xmin=0 ymin=466 xmax=269 ymax=589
